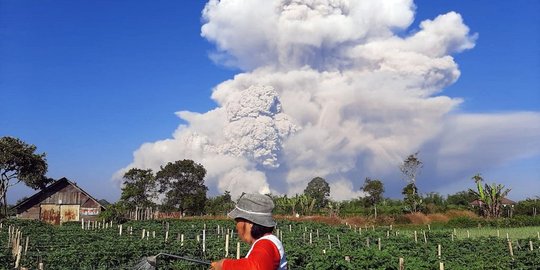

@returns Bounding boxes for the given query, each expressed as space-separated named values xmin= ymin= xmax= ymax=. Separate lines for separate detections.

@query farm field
xmin=1 ymin=219 xmax=539 ymax=270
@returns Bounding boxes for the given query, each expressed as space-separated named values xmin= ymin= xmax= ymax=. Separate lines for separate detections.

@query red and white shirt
xmin=222 ymin=234 xmax=288 ymax=270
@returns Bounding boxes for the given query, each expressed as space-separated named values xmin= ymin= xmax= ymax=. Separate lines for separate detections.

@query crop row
xmin=0 ymin=219 xmax=539 ymax=269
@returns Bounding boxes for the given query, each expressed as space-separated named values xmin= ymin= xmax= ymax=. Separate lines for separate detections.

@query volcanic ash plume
xmin=118 ymin=0 xmax=540 ymax=199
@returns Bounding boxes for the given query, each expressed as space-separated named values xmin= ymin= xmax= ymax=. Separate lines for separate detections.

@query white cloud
xmin=117 ymin=0 xmax=540 ymax=201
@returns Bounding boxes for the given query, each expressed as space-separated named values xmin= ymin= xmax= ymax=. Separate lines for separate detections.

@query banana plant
xmin=469 ymin=174 xmax=511 ymax=218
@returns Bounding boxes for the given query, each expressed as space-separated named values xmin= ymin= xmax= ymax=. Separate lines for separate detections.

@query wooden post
xmin=467 ymin=230 xmax=470 ymax=238
xmin=423 ymin=231 xmax=427 ymax=243
xmin=366 ymin=237 xmax=370 ymax=248
xmin=399 ymin=258 xmax=404 ymax=270
xmin=309 ymin=232 xmax=312 ymax=245
xmin=439 ymin=262 xmax=444 ymax=270
xmin=530 ymin=240 xmax=534 ymax=251
xmin=236 ymin=242 xmax=241 ymax=259
xmin=181 ymin=234 xmax=184 ymax=246
xmin=438 ymin=244 xmax=441 ymax=259
xmin=38 ymin=262 xmax=44 ymax=270
xmin=165 ymin=231 xmax=169 ymax=242
xmin=378 ymin=238 xmax=381 ymax=250
xmin=337 ymin=234 xmax=341 ymax=248
xmin=428 ymin=224 xmax=431 ymax=231
xmin=414 ymin=231 xmax=418 ymax=243
xmin=152 ymin=231 xmax=155 ymax=238
xmin=119 ymin=224 xmax=123 ymax=236
xmin=81 ymin=218 xmax=84 ymax=229
xmin=142 ymin=229 xmax=145 ymax=239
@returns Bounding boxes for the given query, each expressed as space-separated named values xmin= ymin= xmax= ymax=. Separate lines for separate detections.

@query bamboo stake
xmin=399 ymin=258 xmax=404 ymax=270
xmin=181 ymin=234 xmax=184 ymax=246
xmin=141 ymin=229 xmax=145 ymax=239
xmin=14 ymin=246 xmax=21 ymax=268
xmin=225 ymin=234 xmax=229 ymax=257
xmin=119 ymin=224 xmax=123 ymax=236
xmin=438 ymin=244 xmax=441 ymax=259
xmin=508 ymin=240 xmax=514 ymax=257
xmin=378 ymin=238 xmax=381 ymax=250
xmin=529 ymin=240 xmax=533 ymax=251
xmin=24 ymin=236 xmax=29 ymax=256
xmin=414 ymin=231 xmax=418 ymax=243
xmin=165 ymin=231 xmax=169 ymax=242
xmin=439 ymin=262 xmax=444 ymax=270
xmin=423 ymin=231 xmax=427 ymax=243
xmin=236 ymin=242 xmax=241 ymax=259
xmin=309 ymin=232 xmax=312 ymax=245
xmin=203 ymin=229 xmax=206 ymax=253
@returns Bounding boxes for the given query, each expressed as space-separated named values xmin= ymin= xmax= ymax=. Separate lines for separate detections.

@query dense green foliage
xmin=304 ymin=177 xmax=330 ymax=210
xmin=1 ymin=218 xmax=539 ymax=270
xmin=0 ymin=137 xmax=52 ymax=216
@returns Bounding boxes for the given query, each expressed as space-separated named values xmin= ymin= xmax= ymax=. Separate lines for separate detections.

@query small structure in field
xmin=12 ymin=177 xmax=106 ymax=225
xmin=470 ymin=197 xmax=517 ymax=208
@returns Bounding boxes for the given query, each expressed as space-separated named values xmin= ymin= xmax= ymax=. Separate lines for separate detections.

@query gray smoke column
xmin=117 ymin=0 xmax=540 ymax=199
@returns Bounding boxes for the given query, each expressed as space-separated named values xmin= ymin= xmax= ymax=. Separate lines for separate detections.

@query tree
xmin=400 ymin=152 xmax=423 ymax=212
xmin=120 ymin=168 xmax=157 ymax=209
xmin=205 ymin=191 xmax=234 ymax=215
xmin=304 ymin=177 xmax=330 ymax=211
xmin=361 ymin=178 xmax=384 ymax=207
xmin=156 ymin=159 xmax=208 ymax=216
xmin=468 ymin=173 xmax=511 ymax=218
xmin=0 ymin=137 xmax=52 ymax=216
xmin=446 ymin=191 xmax=476 ymax=207
xmin=361 ymin=177 xmax=385 ymax=217
xmin=402 ymin=183 xmax=422 ymax=213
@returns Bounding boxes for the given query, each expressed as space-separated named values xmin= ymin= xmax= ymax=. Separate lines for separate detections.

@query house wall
xmin=16 ymin=181 xmax=103 ymax=224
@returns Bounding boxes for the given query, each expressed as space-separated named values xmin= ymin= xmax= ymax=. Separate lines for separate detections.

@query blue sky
xmin=1 ymin=0 xmax=539 ymax=203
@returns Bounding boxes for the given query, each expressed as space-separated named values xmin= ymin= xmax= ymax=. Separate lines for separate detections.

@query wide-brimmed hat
xmin=228 ymin=193 xmax=277 ymax=227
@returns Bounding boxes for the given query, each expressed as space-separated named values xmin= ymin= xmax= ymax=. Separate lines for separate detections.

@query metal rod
xmin=157 ymin=253 xmax=211 ymax=265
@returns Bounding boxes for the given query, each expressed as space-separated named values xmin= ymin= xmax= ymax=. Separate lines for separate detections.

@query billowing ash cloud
xmin=117 ymin=0 xmax=540 ymax=200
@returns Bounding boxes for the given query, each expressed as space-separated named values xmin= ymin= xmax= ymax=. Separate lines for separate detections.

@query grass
xmin=453 ymin=226 xmax=540 ymax=240
xmin=396 ymin=226 xmax=540 ymax=240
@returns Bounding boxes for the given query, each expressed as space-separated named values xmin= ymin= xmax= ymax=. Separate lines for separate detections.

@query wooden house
xmin=470 ymin=197 xmax=517 ymax=207
xmin=12 ymin=177 xmax=106 ymax=225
